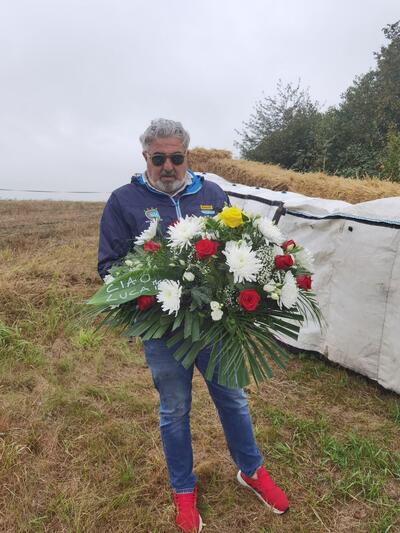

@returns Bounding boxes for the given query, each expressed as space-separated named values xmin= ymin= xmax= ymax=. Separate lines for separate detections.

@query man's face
xmin=143 ymin=136 xmax=189 ymax=194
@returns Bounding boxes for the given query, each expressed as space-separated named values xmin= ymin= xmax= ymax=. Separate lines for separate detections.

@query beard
xmin=150 ymin=172 xmax=188 ymax=194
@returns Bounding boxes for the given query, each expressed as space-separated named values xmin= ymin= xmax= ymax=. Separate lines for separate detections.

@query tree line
xmin=236 ymin=21 xmax=400 ymax=182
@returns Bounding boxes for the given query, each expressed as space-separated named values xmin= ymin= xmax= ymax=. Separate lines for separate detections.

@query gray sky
xmin=1 ymin=0 xmax=399 ymax=199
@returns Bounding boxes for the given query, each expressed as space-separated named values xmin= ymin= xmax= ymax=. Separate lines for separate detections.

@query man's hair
xmin=139 ymin=118 xmax=190 ymax=151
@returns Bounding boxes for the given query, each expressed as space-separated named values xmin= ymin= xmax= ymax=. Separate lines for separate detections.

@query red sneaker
xmin=173 ymin=486 xmax=203 ymax=532
xmin=237 ymin=466 xmax=289 ymax=514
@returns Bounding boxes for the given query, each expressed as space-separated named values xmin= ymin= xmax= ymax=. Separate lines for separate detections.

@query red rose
xmin=143 ymin=240 xmax=161 ymax=252
xmin=194 ymin=238 xmax=220 ymax=260
xmin=238 ymin=289 xmax=261 ymax=311
xmin=137 ymin=295 xmax=156 ymax=311
xmin=274 ymin=254 xmax=294 ymax=270
xmin=282 ymin=239 xmax=296 ymax=251
xmin=296 ymin=275 xmax=312 ymax=290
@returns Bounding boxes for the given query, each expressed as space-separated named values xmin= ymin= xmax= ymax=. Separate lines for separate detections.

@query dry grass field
xmin=1 ymin=200 xmax=399 ymax=533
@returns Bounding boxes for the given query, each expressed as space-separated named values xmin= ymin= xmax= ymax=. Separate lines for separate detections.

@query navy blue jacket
xmin=98 ymin=170 xmax=229 ymax=279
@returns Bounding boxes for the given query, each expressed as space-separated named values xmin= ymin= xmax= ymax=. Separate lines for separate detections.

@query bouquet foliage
xmin=87 ymin=207 xmax=322 ymax=387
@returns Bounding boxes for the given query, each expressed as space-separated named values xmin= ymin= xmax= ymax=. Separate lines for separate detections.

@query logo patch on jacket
xmin=144 ymin=208 xmax=161 ymax=220
xmin=200 ymin=204 xmax=215 ymax=216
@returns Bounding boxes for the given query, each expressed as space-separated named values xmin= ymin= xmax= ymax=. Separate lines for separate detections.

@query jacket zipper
xmin=170 ymin=196 xmax=182 ymax=218
xmin=143 ymin=179 xmax=202 ymax=220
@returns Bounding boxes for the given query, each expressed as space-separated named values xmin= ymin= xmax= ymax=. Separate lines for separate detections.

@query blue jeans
xmin=143 ymin=338 xmax=263 ymax=493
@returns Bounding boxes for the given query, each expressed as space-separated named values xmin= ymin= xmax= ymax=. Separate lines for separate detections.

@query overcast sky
xmin=0 ymin=0 xmax=399 ymax=199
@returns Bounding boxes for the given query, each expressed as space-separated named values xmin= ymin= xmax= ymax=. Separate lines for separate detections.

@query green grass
xmin=0 ymin=320 xmax=44 ymax=366
xmin=370 ymin=507 xmax=400 ymax=533
xmin=72 ymin=327 xmax=104 ymax=349
xmin=117 ymin=457 xmax=136 ymax=487
xmin=389 ymin=400 xmax=400 ymax=425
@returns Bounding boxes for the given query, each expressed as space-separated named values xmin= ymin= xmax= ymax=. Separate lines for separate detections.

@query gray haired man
xmin=98 ymin=119 xmax=289 ymax=532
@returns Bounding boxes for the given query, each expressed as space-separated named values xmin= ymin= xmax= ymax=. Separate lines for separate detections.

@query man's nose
xmin=163 ymin=157 xmax=174 ymax=170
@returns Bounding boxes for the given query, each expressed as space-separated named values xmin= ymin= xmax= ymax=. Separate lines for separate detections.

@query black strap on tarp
xmin=226 ymin=189 xmax=400 ymax=230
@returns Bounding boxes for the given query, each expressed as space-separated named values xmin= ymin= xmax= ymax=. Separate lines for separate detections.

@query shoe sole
xmin=237 ymin=471 xmax=289 ymax=515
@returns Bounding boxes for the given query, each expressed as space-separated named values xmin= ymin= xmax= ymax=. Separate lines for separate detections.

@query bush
xmin=380 ymin=127 xmax=400 ymax=181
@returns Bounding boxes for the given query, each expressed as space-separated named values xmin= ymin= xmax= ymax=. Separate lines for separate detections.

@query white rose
xmin=211 ymin=309 xmax=223 ymax=321
xmin=210 ymin=301 xmax=221 ymax=311
xmin=183 ymin=271 xmax=195 ymax=282
xmin=125 ymin=259 xmax=133 ymax=266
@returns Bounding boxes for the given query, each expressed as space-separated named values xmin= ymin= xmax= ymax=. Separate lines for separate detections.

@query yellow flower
xmin=216 ymin=206 xmax=244 ymax=228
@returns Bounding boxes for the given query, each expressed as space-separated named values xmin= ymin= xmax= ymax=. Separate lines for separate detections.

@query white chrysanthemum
xmin=210 ymin=301 xmax=222 ymax=311
xmin=135 ymin=219 xmax=158 ymax=245
xmin=254 ymin=217 xmax=284 ymax=245
xmin=280 ymin=271 xmax=299 ymax=309
xmin=156 ymin=280 xmax=182 ymax=316
xmin=167 ymin=216 xmax=204 ymax=249
xmin=104 ymin=274 xmax=115 ymax=285
xmin=222 ymin=241 xmax=262 ymax=283
xmin=295 ymin=248 xmax=314 ymax=272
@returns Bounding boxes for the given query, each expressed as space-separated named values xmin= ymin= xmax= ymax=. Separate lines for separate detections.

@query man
xmin=98 ymin=119 xmax=289 ymax=532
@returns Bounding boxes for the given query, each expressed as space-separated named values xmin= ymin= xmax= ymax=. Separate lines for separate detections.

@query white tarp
xmin=202 ymin=172 xmax=400 ymax=394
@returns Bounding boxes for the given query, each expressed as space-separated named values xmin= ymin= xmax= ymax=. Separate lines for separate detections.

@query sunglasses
xmin=148 ymin=153 xmax=186 ymax=166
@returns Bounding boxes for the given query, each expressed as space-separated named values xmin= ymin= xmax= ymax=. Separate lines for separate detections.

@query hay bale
xmin=188 ymin=148 xmax=400 ymax=204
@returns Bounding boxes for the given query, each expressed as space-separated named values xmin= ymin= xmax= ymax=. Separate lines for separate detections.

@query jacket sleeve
xmin=97 ymin=193 xmax=136 ymax=279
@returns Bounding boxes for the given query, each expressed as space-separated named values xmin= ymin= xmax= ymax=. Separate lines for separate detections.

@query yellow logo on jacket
xmin=200 ymin=204 xmax=215 ymax=215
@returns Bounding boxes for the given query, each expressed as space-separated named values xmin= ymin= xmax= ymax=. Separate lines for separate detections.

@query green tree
xmin=327 ymin=21 xmax=400 ymax=177
xmin=374 ymin=21 xmax=400 ymax=133
xmin=323 ymin=71 xmax=382 ymax=176
xmin=236 ymin=81 xmax=322 ymax=170
xmin=237 ymin=21 xmax=400 ymax=181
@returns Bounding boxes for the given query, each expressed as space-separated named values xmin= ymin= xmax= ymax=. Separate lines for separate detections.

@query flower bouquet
xmin=86 ymin=207 xmax=322 ymax=388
